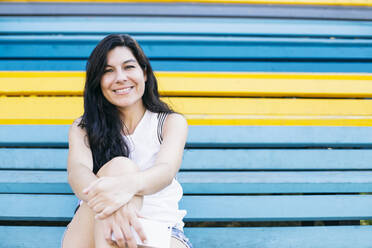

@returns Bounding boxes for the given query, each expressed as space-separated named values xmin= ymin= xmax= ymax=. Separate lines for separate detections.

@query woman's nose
xmin=116 ymin=70 xmax=128 ymax=82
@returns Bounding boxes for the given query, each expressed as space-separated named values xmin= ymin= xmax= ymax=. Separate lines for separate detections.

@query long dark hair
xmin=79 ymin=34 xmax=173 ymax=174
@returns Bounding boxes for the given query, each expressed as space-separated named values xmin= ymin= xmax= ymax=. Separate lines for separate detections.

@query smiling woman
xmin=62 ymin=34 xmax=192 ymax=248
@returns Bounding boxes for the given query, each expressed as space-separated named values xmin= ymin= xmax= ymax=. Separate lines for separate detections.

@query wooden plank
xmin=1 ymin=59 xmax=372 ymax=73
xmin=2 ymin=71 xmax=372 ymax=98
xmin=1 ymin=170 xmax=372 ymax=194
xmin=1 ymin=194 xmax=372 ymax=221
xmin=1 ymin=226 xmax=372 ymax=248
xmin=2 ymin=125 xmax=372 ymax=148
xmin=2 ymin=35 xmax=372 ymax=59
xmin=1 ymin=17 xmax=371 ymax=38
xmin=1 ymin=3 xmax=372 ymax=21
xmin=185 ymin=226 xmax=372 ymax=248
xmin=2 ymin=97 xmax=372 ymax=125
xmin=3 ymin=148 xmax=372 ymax=170
xmin=2 ymin=0 xmax=372 ymax=7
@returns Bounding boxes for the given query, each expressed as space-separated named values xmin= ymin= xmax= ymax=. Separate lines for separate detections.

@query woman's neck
xmin=118 ymin=102 xmax=146 ymax=135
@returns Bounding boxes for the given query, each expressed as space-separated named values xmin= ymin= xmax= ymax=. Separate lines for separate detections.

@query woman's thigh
xmin=62 ymin=203 xmax=95 ymax=248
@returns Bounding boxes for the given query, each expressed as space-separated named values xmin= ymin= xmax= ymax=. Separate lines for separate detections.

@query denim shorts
xmin=171 ymin=227 xmax=193 ymax=248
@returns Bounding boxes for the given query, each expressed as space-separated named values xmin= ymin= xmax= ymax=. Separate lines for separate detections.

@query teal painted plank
xmin=181 ymin=195 xmax=372 ymax=222
xmin=0 ymin=148 xmax=68 ymax=170
xmin=1 ymin=36 xmax=371 ymax=59
xmin=185 ymin=226 xmax=372 ymax=248
xmin=183 ymin=149 xmax=372 ymax=170
xmin=3 ymin=148 xmax=372 ymax=170
xmin=1 ymin=226 xmax=372 ymax=248
xmin=3 ymin=125 xmax=372 ymax=148
xmin=2 ymin=170 xmax=372 ymax=194
xmin=1 ymin=194 xmax=372 ymax=222
xmin=1 ymin=17 xmax=372 ymax=38
xmin=1 ymin=60 xmax=372 ymax=73
xmin=2 ymin=2 xmax=372 ymax=21
xmin=0 ymin=125 xmax=69 ymax=147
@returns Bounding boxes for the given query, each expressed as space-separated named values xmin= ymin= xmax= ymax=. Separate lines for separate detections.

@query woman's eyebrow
xmin=122 ymin=59 xmax=136 ymax=64
xmin=105 ymin=59 xmax=136 ymax=68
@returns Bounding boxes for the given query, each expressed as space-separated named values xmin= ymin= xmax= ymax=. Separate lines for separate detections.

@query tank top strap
xmin=157 ymin=112 xmax=169 ymax=144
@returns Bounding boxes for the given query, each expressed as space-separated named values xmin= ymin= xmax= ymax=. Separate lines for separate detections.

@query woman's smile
xmin=113 ymin=86 xmax=134 ymax=95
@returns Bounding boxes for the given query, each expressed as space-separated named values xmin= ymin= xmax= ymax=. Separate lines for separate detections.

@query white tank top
xmin=124 ymin=109 xmax=186 ymax=229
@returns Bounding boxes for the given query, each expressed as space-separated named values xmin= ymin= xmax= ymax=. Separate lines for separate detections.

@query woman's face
xmin=100 ymin=46 xmax=147 ymax=111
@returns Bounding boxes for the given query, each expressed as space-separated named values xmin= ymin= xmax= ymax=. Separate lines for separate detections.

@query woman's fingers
xmin=88 ymin=197 xmax=104 ymax=212
xmin=121 ymin=221 xmax=136 ymax=248
xmin=96 ymin=206 xmax=117 ymax=220
xmin=102 ymin=219 xmax=116 ymax=246
xmin=130 ymin=212 xmax=147 ymax=243
xmin=83 ymin=177 xmax=103 ymax=194
xmin=112 ymin=223 xmax=126 ymax=248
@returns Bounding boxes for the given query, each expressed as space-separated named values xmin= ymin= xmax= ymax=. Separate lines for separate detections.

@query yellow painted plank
xmin=2 ymin=71 xmax=372 ymax=98
xmin=2 ymin=0 xmax=372 ymax=7
xmin=2 ymin=96 xmax=372 ymax=126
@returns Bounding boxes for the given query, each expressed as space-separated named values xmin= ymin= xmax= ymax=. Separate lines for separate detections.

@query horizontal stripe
xmin=1 ymin=226 xmax=372 ymax=248
xmin=2 ymin=125 xmax=372 ymax=148
xmin=1 ymin=17 xmax=371 ymax=38
xmin=2 ymin=71 xmax=372 ymax=98
xmin=2 ymin=3 xmax=372 ymax=21
xmin=3 ymin=0 xmax=372 ymax=7
xmin=1 ymin=194 xmax=372 ymax=221
xmin=1 ymin=97 xmax=372 ymax=125
xmin=1 ymin=60 xmax=372 ymax=73
xmin=2 ymin=148 xmax=372 ymax=170
xmin=2 ymin=36 xmax=372 ymax=59
xmin=1 ymin=170 xmax=372 ymax=194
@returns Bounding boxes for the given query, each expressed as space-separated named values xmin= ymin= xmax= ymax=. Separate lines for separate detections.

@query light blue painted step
xmin=1 ymin=226 xmax=372 ymax=248
xmin=1 ymin=17 xmax=372 ymax=38
xmin=1 ymin=170 xmax=372 ymax=194
xmin=2 ymin=60 xmax=371 ymax=73
xmin=1 ymin=194 xmax=372 ymax=222
xmin=1 ymin=35 xmax=371 ymax=59
xmin=2 ymin=125 xmax=372 ymax=148
xmin=3 ymin=148 xmax=372 ymax=170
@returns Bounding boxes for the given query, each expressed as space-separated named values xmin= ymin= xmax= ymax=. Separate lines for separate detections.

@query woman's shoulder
xmin=69 ymin=117 xmax=87 ymax=138
xmin=163 ymin=113 xmax=188 ymax=133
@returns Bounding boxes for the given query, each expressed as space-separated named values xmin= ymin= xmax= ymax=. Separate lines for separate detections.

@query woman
xmin=62 ymin=34 xmax=192 ymax=248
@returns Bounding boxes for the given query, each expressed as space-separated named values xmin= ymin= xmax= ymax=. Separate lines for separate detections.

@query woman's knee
xmin=97 ymin=156 xmax=139 ymax=177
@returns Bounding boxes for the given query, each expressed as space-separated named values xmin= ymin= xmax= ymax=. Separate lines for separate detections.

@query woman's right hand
xmin=101 ymin=195 xmax=147 ymax=248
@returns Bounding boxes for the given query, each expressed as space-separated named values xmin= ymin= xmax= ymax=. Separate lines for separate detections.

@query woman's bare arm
xmin=67 ymin=119 xmax=97 ymax=202
xmin=137 ymin=113 xmax=188 ymax=195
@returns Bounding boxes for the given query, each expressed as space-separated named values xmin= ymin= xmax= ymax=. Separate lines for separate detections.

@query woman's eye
xmin=103 ymin=69 xmax=113 ymax=73
xmin=124 ymin=65 xmax=135 ymax=70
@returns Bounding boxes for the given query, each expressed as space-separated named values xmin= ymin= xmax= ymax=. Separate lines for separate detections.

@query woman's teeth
xmin=114 ymin=88 xmax=131 ymax=93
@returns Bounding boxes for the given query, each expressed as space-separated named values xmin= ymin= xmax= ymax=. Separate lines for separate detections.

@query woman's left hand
xmin=83 ymin=173 xmax=139 ymax=219
xmin=100 ymin=195 xmax=146 ymax=248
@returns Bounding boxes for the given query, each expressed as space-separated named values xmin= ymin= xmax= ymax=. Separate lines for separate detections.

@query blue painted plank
xmin=185 ymin=226 xmax=372 ymax=248
xmin=1 ymin=226 xmax=372 ymax=248
xmin=0 ymin=148 xmax=68 ymax=170
xmin=1 ymin=60 xmax=372 ymax=73
xmin=183 ymin=149 xmax=372 ymax=170
xmin=1 ymin=17 xmax=371 ymax=38
xmin=1 ymin=194 xmax=372 ymax=221
xmin=1 ymin=36 xmax=371 ymax=59
xmin=2 ymin=2 xmax=372 ymax=21
xmin=2 ymin=125 xmax=372 ymax=148
xmin=3 ymin=148 xmax=372 ymax=170
xmin=1 ymin=170 xmax=372 ymax=194
xmin=0 ymin=125 xmax=69 ymax=147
